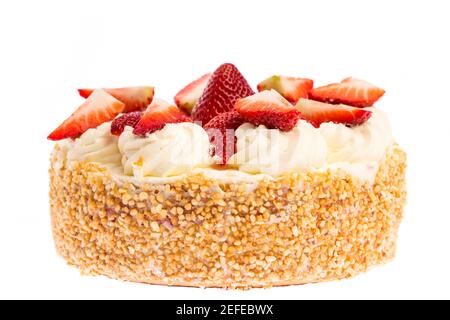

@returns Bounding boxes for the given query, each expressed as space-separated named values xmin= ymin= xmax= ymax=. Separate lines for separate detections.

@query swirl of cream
xmin=319 ymin=107 xmax=393 ymax=163
xmin=67 ymin=122 xmax=121 ymax=165
xmin=228 ymin=120 xmax=327 ymax=175
xmin=118 ymin=122 xmax=211 ymax=178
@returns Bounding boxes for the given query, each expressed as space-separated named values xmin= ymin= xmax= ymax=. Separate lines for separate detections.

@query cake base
xmin=49 ymin=146 xmax=406 ymax=289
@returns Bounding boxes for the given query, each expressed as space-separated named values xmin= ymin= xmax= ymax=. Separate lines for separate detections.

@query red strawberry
xmin=48 ymin=90 xmax=125 ymax=141
xmin=174 ymin=73 xmax=211 ymax=114
xmin=133 ymin=99 xmax=191 ymax=136
xmin=110 ymin=111 xmax=143 ymax=136
xmin=192 ymin=63 xmax=254 ymax=126
xmin=257 ymin=75 xmax=313 ymax=103
xmin=204 ymin=111 xmax=245 ymax=164
xmin=235 ymin=90 xmax=300 ymax=131
xmin=296 ymin=98 xmax=372 ymax=128
xmin=78 ymin=86 xmax=154 ymax=112
xmin=309 ymin=77 xmax=385 ymax=107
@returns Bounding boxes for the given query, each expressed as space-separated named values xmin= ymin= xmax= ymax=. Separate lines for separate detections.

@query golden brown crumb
xmin=49 ymin=145 xmax=407 ymax=289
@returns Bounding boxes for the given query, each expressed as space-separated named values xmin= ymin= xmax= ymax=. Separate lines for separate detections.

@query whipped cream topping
xmin=53 ymin=139 xmax=74 ymax=172
xmin=319 ymin=161 xmax=380 ymax=183
xmin=229 ymin=120 xmax=327 ymax=175
xmin=55 ymin=107 xmax=394 ymax=184
xmin=319 ymin=107 xmax=393 ymax=163
xmin=118 ymin=122 xmax=211 ymax=178
xmin=228 ymin=107 xmax=392 ymax=182
xmin=67 ymin=122 xmax=121 ymax=165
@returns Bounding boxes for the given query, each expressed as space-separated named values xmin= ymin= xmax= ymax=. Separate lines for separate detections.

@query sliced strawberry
xmin=110 ymin=111 xmax=143 ymax=136
xmin=257 ymin=75 xmax=313 ymax=103
xmin=192 ymin=63 xmax=254 ymax=126
xmin=296 ymin=98 xmax=372 ymax=128
xmin=204 ymin=111 xmax=245 ymax=164
xmin=48 ymin=90 xmax=125 ymax=141
xmin=174 ymin=73 xmax=211 ymax=114
xmin=133 ymin=99 xmax=191 ymax=136
xmin=78 ymin=86 xmax=154 ymax=112
xmin=309 ymin=77 xmax=385 ymax=107
xmin=235 ymin=90 xmax=300 ymax=131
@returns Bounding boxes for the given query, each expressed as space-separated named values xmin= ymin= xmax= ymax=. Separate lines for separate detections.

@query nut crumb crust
xmin=49 ymin=145 xmax=407 ymax=289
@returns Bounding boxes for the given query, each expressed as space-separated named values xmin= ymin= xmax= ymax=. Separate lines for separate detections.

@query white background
xmin=0 ymin=0 xmax=449 ymax=300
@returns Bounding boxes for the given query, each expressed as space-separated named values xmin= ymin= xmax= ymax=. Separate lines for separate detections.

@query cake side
xmin=49 ymin=144 xmax=406 ymax=289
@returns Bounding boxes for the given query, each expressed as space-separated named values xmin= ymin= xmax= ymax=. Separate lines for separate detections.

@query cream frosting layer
xmin=319 ymin=107 xmax=393 ymax=163
xmin=118 ymin=122 xmax=211 ymax=178
xmin=228 ymin=120 xmax=327 ymax=175
xmin=228 ymin=108 xmax=391 ymax=180
xmin=57 ymin=107 xmax=394 ymax=183
xmin=66 ymin=122 xmax=121 ymax=165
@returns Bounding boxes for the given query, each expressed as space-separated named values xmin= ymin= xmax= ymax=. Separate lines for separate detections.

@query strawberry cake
xmin=48 ymin=63 xmax=406 ymax=289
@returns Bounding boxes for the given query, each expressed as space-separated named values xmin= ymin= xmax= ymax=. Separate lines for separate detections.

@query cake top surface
xmin=48 ymin=63 xmax=392 ymax=183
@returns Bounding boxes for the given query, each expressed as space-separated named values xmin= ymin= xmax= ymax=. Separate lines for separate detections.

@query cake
xmin=48 ymin=63 xmax=407 ymax=289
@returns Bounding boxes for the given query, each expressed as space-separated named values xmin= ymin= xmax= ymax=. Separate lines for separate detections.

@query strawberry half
xmin=309 ymin=77 xmax=385 ymax=107
xmin=257 ymin=75 xmax=313 ymax=103
xmin=192 ymin=63 xmax=254 ymax=126
xmin=204 ymin=111 xmax=245 ymax=165
xmin=78 ymin=86 xmax=154 ymax=112
xmin=174 ymin=73 xmax=211 ymax=114
xmin=110 ymin=111 xmax=143 ymax=136
xmin=133 ymin=99 xmax=191 ymax=136
xmin=235 ymin=90 xmax=300 ymax=131
xmin=296 ymin=98 xmax=372 ymax=128
xmin=48 ymin=89 xmax=125 ymax=140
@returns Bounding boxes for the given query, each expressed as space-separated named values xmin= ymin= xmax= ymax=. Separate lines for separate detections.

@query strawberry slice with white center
xmin=78 ymin=86 xmax=154 ymax=112
xmin=257 ymin=75 xmax=313 ymax=103
xmin=309 ymin=77 xmax=385 ymax=107
xmin=296 ymin=98 xmax=372 ymax=128
xmin=235 ymin=90 xmax=301 ymax=131
xmin=47 ymin=89 xmax=125 ymax=141
xmin=133 ymin=99 xmax=191 ymax=136
xmin=174 ymin=73 xmax=211 ymax=114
